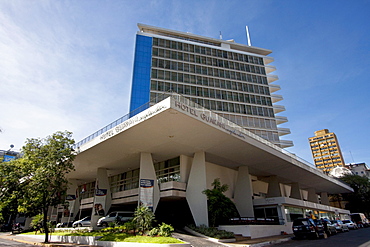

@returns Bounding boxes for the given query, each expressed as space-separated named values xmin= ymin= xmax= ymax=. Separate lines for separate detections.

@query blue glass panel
xmin=129 ymin=35 xmax=152 ymax=116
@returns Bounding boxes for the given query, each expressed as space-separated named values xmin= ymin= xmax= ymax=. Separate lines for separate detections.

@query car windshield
xmin=294 ymin=219 xmax=309 ymax=226
xmin=342 ymin=220 xmax=351 ymax=223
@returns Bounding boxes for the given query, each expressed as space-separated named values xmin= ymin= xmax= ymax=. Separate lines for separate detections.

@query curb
xmin=248 ymin=236 xmax=292 ymax=247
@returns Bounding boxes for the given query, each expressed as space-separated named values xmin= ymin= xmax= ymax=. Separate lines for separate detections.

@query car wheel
xmin=310 ymin=232 xmax=319 ymax=239
xmin=102 ymin=222 xmax=108 ymax=227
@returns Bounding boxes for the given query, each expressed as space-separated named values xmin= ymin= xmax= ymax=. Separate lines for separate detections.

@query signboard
xmin=93 ymin=189 xmax=107 ymax=216
xmin=3 ymin=155 xmax=16 ymax=162
xmin=140 ymin=179 xmax=154 ymax=210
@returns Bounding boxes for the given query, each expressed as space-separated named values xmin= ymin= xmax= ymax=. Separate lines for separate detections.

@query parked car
xmin=292 ymin=218 xmax=326 ymax=239
xmin=319 ymin=218 xmax=337 ymax=236
xmin=97 ymin=211 xmax=134 ymax=227
xmin=350 ymin=213 xmax=369 ymax=228
xmin=56 ymin=221 xmax=73 ymax=228
xmin=342 ymin=220 xmax=358 ymax=230
xmin=331 ymin=220 xmax=349 ymax=232
xmin=72 ymin=216 xmax=91 ymax=228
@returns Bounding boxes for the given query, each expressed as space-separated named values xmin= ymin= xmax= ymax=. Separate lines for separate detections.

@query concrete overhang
xmin=71 ymin=96 xmax=353 ymax=195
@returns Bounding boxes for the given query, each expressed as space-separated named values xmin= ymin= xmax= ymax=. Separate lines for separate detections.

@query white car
xmin=342 ymin=220 xmax=358 ymax=230
xmin=72 ymin=216 xmax=91 ymax=227
xmin=97 ymin=211 xmax=134 ymax=227
xmin=331 ymin=220 xmax=350 ymax=232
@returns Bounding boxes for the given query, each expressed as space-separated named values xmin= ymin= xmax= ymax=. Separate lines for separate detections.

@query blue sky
xmin=1 ymin=0 xmax=369 ymax=166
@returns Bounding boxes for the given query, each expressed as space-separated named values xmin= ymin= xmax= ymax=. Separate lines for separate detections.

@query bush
xmin=148 ymin=227 xmax=159 ymax=237
xmin=187 ymin=224 xmax=234 ymax=239
xmin=158 ymin=223 xmax=174 ymax=237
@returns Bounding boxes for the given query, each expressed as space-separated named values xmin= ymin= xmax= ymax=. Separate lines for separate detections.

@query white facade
xmin=67 ymin=95 xmax=352 ymax=238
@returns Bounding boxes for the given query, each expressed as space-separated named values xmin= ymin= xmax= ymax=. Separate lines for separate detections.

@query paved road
xmin=0 ymin=237 xmax=35 ymax=246
xmin=274 ymin=227 xmax=370 ymax=247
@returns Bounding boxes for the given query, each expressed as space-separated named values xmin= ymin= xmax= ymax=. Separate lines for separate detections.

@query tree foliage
xmin=202 ymin=178 xmax=239 ymax=227
xmin=0 ymin=159 xmax=28 ymax=223
xmin=0 ymin=131 xmax=76 ymax=243
xmin=340 ymin=174 xmax=370 ymax=216
xmin=133 ymin=205 xmax=155 ymax=234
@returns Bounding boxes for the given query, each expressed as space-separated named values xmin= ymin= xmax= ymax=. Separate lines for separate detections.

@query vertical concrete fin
xmin=266 ymin=176 xmax=282 ymax=197
xmin=290 ymin=182 xmax=302 ymax=200
xmin=61 ymin=179 xmax=80 ymax=223
xmin=234 ymin=166 xmax=254 ymax=217
xmin=186 ymin=151 xmax=208 ymax=226
xmin=307 ymin=188 xmax=318 ymax=203
xmin=320 ymin=192 xmax=330 ymax=205
xmin=91 ymin=168 xmax=112 ymax=229
xmin=139 ymin=152 xmax=160 ymax=212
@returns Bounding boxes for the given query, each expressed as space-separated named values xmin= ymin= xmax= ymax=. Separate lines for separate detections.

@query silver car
xmin=331 ymin=220 xmax=350 ymax=232
xmin=342 ymin=220 xmax=358 ymax=230
xmin=72 ymin=216 xmax=91 ymax=227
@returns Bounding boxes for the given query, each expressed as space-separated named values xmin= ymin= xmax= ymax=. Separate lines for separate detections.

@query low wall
xmin=219 ymin=223 xmax=293 ymax=239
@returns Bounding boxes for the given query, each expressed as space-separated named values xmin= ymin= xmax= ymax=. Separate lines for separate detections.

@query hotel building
xmin=68 ymin=95 xmax=352 ymax=238
xmin=309 ymin=129 xmax=345 ymax=174
xmin=60 ymin=25 xmax=353 ymax=239
xmin=129 ymin=24 xmax=292 ymax=148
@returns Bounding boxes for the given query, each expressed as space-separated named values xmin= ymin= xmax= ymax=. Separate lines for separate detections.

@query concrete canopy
xmin=70 ymin=96 xmax=353 ymax=195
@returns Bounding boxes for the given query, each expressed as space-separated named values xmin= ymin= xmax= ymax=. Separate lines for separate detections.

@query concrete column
xmin=186 ymin=151 xmax=208 ymax=226
xmin=307 ymin=188 xmax=318 ymax=203
xmin=139 ymin=153 xmax=160 ymax=212
xmin=61 ymin=179 xmax=80 ymax=223
xmin=266 ymin=176 xmax=281 ymax=198
xmin=91 ymin=168 xmax=112 ymax=229
xmin=290 ymin=183 xmax=302 ymax=200
xmin=320 ymin=192 xmax=330 ymax=205
xmin=234 ymin=166 xmax=254 ymax=217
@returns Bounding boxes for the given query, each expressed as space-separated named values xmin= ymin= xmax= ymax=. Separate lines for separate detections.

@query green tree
xmin=133 ymin=205 xmax=155 ymax=234
xmin=0 ymin=159 xmax=27 ymax=224
xmin=202 ymin=178 xmax=239 ymax=227
xmin=17 ymin=131 xmax=76 ymax=243
xmin=340 ymin=174 xmax=370 ymax=216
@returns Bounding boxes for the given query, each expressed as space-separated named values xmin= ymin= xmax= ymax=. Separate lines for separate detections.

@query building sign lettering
xmin=174 ymin=101 xmax=246 ymax=140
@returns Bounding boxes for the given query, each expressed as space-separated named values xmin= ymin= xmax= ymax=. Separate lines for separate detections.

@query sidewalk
xmin=227 ymin=234 xmax=293 ymax=247
xmin=0 ymin=232 xmax=97 ymax=246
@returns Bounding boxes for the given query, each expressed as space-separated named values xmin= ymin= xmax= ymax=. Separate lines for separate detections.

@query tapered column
xmin=91 ymin=168 xmax=112 ymax=229
xmin=320 ymin=192 xmax=330 ymax=205
xmin=186 ymin=151 xmax=208 ymax=226
xmin=267 ymin=176 xmax=281 ymax=197
xmin=234 ymin=166 xmax=254 ymax=217
xmin=307 ymin=188 xmax=318 ymax=203
xmin=139 ymin=153 xmax=160 ymax=212
xmin=61 ymin=179 xmax=80 ymax=223
xmin=290 ymin=183 xmax=302 ymax=200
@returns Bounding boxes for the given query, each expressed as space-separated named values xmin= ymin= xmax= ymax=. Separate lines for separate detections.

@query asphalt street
xmin=275 ymin=226 xmax=370 ymax=247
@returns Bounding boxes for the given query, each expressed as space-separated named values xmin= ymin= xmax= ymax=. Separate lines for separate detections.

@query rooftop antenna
xmin=219 ymin=31 xmax=223 ymax=40
xmin=349 ymin=151 xmax=355 ymax=163
xmin=245 ymin=26 xmax=252 ymax=46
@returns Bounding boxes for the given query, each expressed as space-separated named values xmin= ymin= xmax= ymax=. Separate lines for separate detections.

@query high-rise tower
xmin=129 ymin=24 xmax=292 ymax=148
xmin=308 ymin=129 xmax=345 ymax=174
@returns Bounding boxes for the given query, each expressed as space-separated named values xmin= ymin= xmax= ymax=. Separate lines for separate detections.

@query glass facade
xmin=154 ymin=157 xmax=180 ymax=184
xmin=129 ymin=25 xmax=292 ymax=147
xmin=129 ymin=35 xmax=153 ymax=114
xmin=109 ymin=168 xmax=140 ymax=193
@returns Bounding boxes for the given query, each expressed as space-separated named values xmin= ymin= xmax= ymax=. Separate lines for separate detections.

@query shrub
xmin=148 ymin=227 xmax=159 ymax=237
xmin=133 ymin=205 xmax=155 ymax=235
xmin=158 ymin=223 xmax=174 ymax=237
xmin=187 ymin=224 xmax=234 ymax=239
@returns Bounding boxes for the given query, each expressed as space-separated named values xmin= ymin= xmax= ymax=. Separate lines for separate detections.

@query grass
xmin=22 ymin=230 xmax=184 ymax=244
